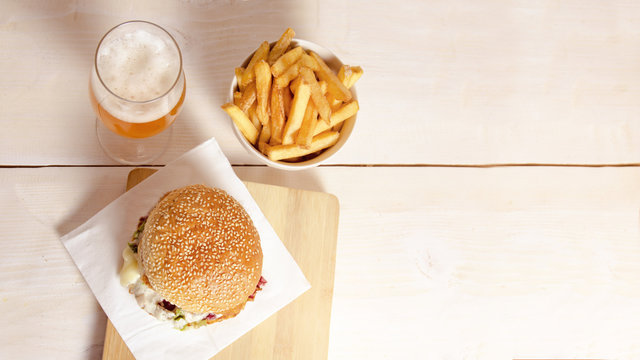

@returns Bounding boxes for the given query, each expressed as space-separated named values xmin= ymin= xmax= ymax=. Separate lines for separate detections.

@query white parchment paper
xmin=60 ymin=138 xmax=310 ymax=360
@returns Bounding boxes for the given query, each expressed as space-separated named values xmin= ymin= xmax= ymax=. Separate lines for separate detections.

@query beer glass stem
xmin=95 ymin=117 xmax=173 ymax=165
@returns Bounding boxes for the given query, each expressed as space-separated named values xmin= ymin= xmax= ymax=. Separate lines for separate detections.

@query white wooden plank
xmin=2 ymin=166 xmax=640 ymax=358
xmin=237 ymin=166 xmax=640 ymax=358
xmin=0 ymin=167 xmax=133 ymax=359
xmin=2 ymin=1 xmax=640 ymax=165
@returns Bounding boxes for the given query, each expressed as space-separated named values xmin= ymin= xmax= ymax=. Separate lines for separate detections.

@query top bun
xmin=138 ymin=184 xmax=262 ymax=316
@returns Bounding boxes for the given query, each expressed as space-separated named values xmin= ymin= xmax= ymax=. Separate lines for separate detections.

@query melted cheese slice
xmin=119 ymin=246 xmax=140 ymax=287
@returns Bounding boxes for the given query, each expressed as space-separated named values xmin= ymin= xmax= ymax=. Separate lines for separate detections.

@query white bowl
xmin=229 ymin=39 xmax=357 ymax=171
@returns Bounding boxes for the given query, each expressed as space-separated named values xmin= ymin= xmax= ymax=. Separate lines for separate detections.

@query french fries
xmin=314 ymin=100 xmax=359 ymax=135
xmin=282 ymin=82 xmax=311 ymax=145
xmin=235 ymin=68 xmax=245 ymax=91
xmin=233 ymin=91 xmax=242 ymax=105
xmin=222 ymin=28 xmax=362 ymax=163
xmin=221 ymin=103 xmax=258 ymax=145
xmin=240 ymin=41 xmax=269 ymax=89
xmin=267 ymin=131 xmax=340 ymax=161
xmin=296 ymin=100 xmax=318 ymax=148
xmin=258 ymin=120 xmax=271 ymax=153
xmin=283 ymin=87 xmax=292 ymax=117
xmin=289 ymin=76 xmax=302 ymax=94
xmin=268 ymin=28 xmax=295 ymax=65
xmin=309 ymin=51 xmax=352 ymax=101
xmin=254 ymin=60 xmax=272 ymax=126
xmin=270 ymin=85 xmax=285 ymax=145
xmin=274 ymin=60 xmax=303 ymax=88
xmin=237 ymin=82 xmax=256 ymax=113
xmin=247 ymin=102 xmax=261 ymax=130
xmin=338 ymin=65 xmax=363 ymax=89
xmin=271 ymin=47 xmax=304 ymax=77
xmin=300 ymin=66 xmax=331 ymax=123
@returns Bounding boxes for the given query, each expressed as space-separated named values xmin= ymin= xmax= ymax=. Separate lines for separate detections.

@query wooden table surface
xmin=2 ymin=0 xmax=640 ymax=359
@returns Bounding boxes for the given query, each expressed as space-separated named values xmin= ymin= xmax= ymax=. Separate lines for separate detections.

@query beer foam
xmin=93 ymin=23 xmax=183 ymax=124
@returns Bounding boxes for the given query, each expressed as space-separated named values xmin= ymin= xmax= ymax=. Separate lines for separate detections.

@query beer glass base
xmin=96 ymin=118 xmax=171 ymax=165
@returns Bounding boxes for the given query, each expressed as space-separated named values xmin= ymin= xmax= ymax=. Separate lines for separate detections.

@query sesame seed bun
xmin=138 ymin=184 xmax=262 ymax=316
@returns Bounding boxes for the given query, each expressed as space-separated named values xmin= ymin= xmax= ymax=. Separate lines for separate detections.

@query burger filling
xmin=129 ymin=277 xmax=219 ymax=330
xmin=120 ymin=216 xmax=266 ymax=330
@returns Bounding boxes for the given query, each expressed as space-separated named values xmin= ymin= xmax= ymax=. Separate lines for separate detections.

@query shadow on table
xmin=52 ymin=169 xmax=132 ymax=359
xmin=54 ymin=175 xmax=130 ymax=237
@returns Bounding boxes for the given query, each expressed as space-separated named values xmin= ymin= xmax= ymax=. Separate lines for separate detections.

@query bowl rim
xmin=228 ymin=38 xmax=357 ymax=171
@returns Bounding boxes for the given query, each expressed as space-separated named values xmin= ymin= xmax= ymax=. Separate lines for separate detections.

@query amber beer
xmin=90 ymin=21 xmax=185 ymax=139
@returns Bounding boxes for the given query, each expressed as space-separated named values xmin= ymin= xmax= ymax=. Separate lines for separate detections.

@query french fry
xmin=327 ymin=94 xmax=344 ymax=112
xmin=318 ymin=80 xmax=328 ymax=94
xmin=321 ymin=80 xmax=343 ymax=117
xmin=267 ymin=131 xmax=340 ymax=161
xmin=233 ymin=91 xmax=242 ymax=106
xmin=283 ymin=156 xmax=303 ymax=162
xmin=258 ymin=120 xmax=271 ymax=153
xmin=289 ymin=76 xmax=302 ymax=94
xmin=330 ymin=100 xmax=359 ymax=124
xmin=271 ymin=47 xmax=304 ymax=77
xmin=283 ymin=86 xmax=292 ymax=116
xmin=237 ymin=82 xmax=256 ymax=113
xmin=268 ymin=28 xmax=295 ymax=65
xmin=222 ymin=103 xmax=259 ymax=145
xmin=314 ymin=100 xmax=359 ymax=135
xmin=327 ymin=94 xmax=341 ymax=111
xmin=254 ymin=60 xmax=272 ymax=126
xmin=241 ymin=41 xmax=270 ymax=88
xmin=298 ymin=53 xmax=317 ymax=70
xmin=338 ymin=65 xmax=363 ymax=88
xmin=279 ymin=55 xmax=319 ymax=90
xmin=330 ymin=87 xmax=343 ymax=131
xmin=247 ymin=102 xmax=261 ymax=130
xmin=270 ymin=85 xmax=285 ymax=145
xmin=309 ymin=51 xmax=352 ymax=101
xmin=282 ymin=82 xmax=311 ymax=145
xmin=235 ymin=67 xmax=245 ymax=91
xmin=300 ymin=66 xmax=331 ymax=123
xmin=296 ymin=101 xmax=318 ymax=148
xmin=274 ymin=61 xmax=302 ymax=88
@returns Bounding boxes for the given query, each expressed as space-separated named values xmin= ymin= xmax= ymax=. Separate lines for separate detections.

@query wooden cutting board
xmin=102 ymin=168 xmax=339 ymax=359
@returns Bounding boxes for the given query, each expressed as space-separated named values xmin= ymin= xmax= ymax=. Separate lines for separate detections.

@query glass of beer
xmin=89 ymin=20 xmax=185 ymax=165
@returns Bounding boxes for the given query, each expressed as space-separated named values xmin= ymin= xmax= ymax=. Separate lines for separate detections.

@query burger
xmin=119 ymin=184 xmax=266 ymax=330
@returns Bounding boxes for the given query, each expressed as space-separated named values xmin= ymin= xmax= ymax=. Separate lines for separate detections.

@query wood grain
xmin=102 ymin=168 xmax=339 ymax=359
